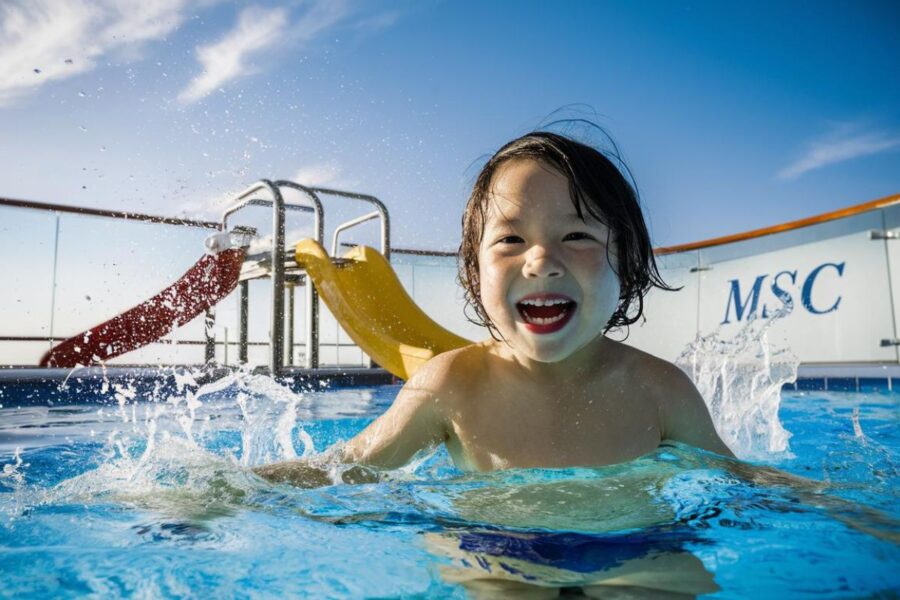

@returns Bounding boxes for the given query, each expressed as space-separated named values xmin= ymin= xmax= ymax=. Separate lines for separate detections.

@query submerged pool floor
xmin=0 ymin=374 xmax=897 ymax=598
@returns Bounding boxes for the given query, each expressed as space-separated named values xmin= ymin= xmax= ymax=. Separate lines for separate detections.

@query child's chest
xmin=444 ymin=379 xmax=663 ymax=471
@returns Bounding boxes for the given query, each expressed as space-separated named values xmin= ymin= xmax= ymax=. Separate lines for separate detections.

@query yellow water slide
xmin=294 ymin=239 xmax=472 ymax=380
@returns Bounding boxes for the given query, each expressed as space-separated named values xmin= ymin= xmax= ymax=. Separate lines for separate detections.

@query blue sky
xmin=1 ymin=0 xmax=898 ymax=251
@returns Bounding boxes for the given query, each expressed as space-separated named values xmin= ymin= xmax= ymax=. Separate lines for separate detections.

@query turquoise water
xmin=0 ymin=373 xmax=898 ymax=598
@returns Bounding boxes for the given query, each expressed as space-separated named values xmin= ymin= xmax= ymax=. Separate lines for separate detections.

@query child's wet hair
xmin=457 ymin=130 xmax=675 ymax=337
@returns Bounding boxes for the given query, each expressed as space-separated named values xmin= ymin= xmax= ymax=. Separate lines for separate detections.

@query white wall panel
xmin=696 ymin=224 xmax=894 ymax=363
xmin=878 ymin=204 xmax=900 ymax=361
xmin=622 ymin=251 xmax=700 ymax=361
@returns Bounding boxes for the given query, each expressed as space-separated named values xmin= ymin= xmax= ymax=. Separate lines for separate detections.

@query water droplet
xmin=64 ymin=58 xmax=73 ymax=65
xmin=33 ymin=68 xmax=41 ymax=74
xmin=79 ymin=125 xmax=87 ymax=132
xmin=99 ymin=146 xmax=106 ymax=152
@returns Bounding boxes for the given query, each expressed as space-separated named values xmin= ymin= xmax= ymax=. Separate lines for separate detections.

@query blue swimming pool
xmin=0 ymin=372 xmax=897 ymax=598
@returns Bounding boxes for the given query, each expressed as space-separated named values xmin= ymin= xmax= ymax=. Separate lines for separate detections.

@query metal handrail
xmin=301 ymin=186 xmax=390 ymax=259
xmin=282 ymin=185 xmax=389 ymax=371
xmin=0 ymin=196 xmax=219 ymax=229
xmin=221 ymin=181 xmax=333 ymax=374
xmin=273 ymin=181 xmax=326 ymax=371
xmin=220 ymin=180 xmax=286 ymax=375
xmin=272 ymin=181 xmax=325 ymax=246
xmin=222 ymin=198 xmax=314 ymax=221
xmin=332 ymin=211 xmax=381 ymax=256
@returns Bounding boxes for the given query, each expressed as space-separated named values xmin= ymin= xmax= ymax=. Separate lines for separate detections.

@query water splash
xmin=0 ymin=448 xmax=26 ymax=516
xmin=14 ymin=369 xmax=320 ymax=516
xmin=676 ymin=307 xmax=798 ymax=461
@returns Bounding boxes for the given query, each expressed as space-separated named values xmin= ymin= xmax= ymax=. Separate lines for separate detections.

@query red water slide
xmin=40 ymin=248 xmax=245 ymax=368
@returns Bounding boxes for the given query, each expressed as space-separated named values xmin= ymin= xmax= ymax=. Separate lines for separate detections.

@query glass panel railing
xmin=5 ymin=201 xmax=897 ymax=369
xmin=0 ymin=206 xmax=58 ymax=365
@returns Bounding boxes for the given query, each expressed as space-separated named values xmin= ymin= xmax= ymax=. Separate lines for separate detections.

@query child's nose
xmin=523 ymin=247 xmax=564 ymax=278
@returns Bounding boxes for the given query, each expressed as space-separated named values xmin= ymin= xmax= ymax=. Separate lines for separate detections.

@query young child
xmin=258 ymin=131 xmax=734 ymax=483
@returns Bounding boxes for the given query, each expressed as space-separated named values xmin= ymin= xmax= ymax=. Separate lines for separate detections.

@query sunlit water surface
xmin=0 ymin=370 xmax=897 ymax=599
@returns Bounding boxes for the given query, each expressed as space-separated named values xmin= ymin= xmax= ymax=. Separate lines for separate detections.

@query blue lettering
xmin=801 ymin=262 xmax=844 ymax=314
xmin=770 ymin=270 xmax=798 ymax=312
xmin=722 ymin=274 xmax=766 ymax=324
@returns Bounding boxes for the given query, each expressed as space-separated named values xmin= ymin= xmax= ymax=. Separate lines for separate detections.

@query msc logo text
xmin=721 ymin=262 xmax=845 ymax=324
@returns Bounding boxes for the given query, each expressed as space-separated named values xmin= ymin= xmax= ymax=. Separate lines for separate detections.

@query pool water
xmin=0 ymin=372 xmax=897 ymax=598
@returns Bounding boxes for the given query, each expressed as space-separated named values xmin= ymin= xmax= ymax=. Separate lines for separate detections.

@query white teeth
xmin=526 ymin=314 xmax=564 ymax=325
xmin=520 ymin=297 xmax=570 ymax=306
xmin=520 ymin=307 xmax=571 ymax=326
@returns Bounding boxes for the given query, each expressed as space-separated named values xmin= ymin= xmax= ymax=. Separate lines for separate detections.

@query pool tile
xmin=796 ymin=378 xmax=825 ymax=391
xmin=858 ymin=378 xmax=890 ymax=393
xmin=825 ymin=377 xmax=857 ymax=392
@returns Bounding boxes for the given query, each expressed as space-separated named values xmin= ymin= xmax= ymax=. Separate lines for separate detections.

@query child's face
xmin=478 ymin=159 xmax=621 ymax=363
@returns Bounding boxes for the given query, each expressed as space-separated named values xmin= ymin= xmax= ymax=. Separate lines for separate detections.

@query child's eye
xmin=563 ymin=232 xmax=597 ymax=242
xmin=495 ymin=235 xmax=524 ymax=245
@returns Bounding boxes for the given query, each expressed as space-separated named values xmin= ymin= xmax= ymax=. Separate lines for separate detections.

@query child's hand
xmin=253 ymin=460 xmax=333 ymax=488
xmin=253 ymin=461 xmax=381 ymax=488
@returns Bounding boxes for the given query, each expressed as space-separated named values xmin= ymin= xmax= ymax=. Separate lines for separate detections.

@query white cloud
xmin=779 ymin=124 xmax=900 ymax=180
xmin=291 ymin=0 xmax=350 ymax=41
xmin=178 ymin=5 xmax=288 ymax=104
xmin=292 ymin=162 xmax=345 ymax=188
xmin=178 ymin=0 xmax=355 ymax=105
xmin=0 ymin=0 xmax=398 ymax=107
xmin=0 ymin=0 xmax=190 ymax=106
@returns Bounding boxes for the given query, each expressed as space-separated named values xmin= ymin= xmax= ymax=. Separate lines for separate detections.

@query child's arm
xmin=658 ymin=366 xmax=736 ymax=459
xmin=341 ymin=382 xmax=448 ymax=468
xmin=254 ymin=355 xmax=454 ymax=486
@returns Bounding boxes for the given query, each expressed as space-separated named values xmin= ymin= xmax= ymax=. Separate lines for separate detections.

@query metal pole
xmin=287 ymin=285 xmax=295 ymax=366
xmin=306 ymin=279 xmax=318 ymax=369
xmin=270 ymin=182 xmax=286 ymax=376
xmin=239 ymin=281 xmax=248 ymax=363
xmin=223 ymin=327 xmax=229 ymax=366
xmin=222 ymin=181 xmax=310 ymax=373
xmin=273 ymin=181 xmax=324 ymax=371
xmin=48 ymin=214 xmax=60 ymax=352
xmin=309 ymin=201 xmax=321 ymax=371
xmin=204 ymin=307 xmax=215 ymax=363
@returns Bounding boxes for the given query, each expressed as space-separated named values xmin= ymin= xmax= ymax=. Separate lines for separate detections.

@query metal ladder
xmin=210 ymin=179 xmax=390 ymax=376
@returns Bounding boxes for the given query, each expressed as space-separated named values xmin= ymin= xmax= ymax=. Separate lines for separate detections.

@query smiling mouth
xmin=516 ymin=295 xmax=577 ymax=333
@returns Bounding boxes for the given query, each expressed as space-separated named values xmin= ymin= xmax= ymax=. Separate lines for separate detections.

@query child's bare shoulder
xmin=608 ymin=342 xmax=734 ymax=457
xmin=406 ymin=343 xmax=488 ymax=398
xmin=606 ymin=340 xmax=695 ymax=398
